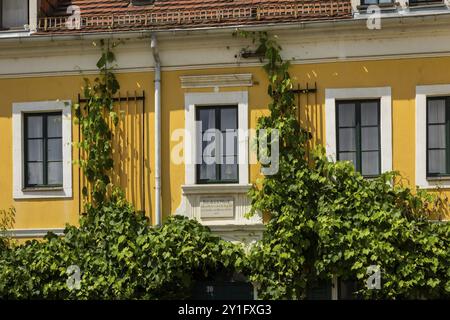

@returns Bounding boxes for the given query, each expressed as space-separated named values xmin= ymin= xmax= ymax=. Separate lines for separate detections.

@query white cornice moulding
xmin=180 ymin=74 xmax=253 ymax=89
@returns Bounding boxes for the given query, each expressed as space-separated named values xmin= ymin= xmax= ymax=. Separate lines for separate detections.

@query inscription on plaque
xmin=200 ymin=197 xmax=234 ymax=219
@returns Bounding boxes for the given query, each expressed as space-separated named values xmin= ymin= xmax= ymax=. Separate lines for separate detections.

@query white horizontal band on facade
xmin=180 ymin=74 xmax=253 ymax=88
xmin=1 ymin=228 xmax=65 ymax=239
xmin=3 ymin=14 xmax=450 ymax=78
xmin=6 ymin=50 xmax=450 ymax=79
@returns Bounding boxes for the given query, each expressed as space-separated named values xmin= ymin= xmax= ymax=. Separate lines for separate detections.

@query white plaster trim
xmin=184 ymin=91 xmax=249 ymax=186
xmin=416 ymin=84 xmax=450 ymax=189
xmin=181 ymin=184 xmax=252 ymax=195
xmin=180 ymin=73 xmax=253 ymax=89
xmin=6 ymin=16 xmax=450 ymax=77
xmin=325 ymin=87 xmax=392 ymax=173
xmin=0 ymin=30 xmax=30 ymax=39
xmin=208 ymin=224 xmax=265 ymax=244
xmin=1 ymin=228 xmax=65 ymax=239
xmin=29 ymin=0 xmax=38 ymax=33
xmin=12 ymin=100 xmax=73 ymax=199
xmin=9 ymin=50 xmax=450 ymax=79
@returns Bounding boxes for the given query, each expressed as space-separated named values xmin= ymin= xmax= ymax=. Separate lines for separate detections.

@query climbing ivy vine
xmin=0 ymin=207 xmax=15 ymax=251
xmin=74 ymin=40 xmax=122 ymax=209
xmin=237 ymin=31 xmax=450 ymax=299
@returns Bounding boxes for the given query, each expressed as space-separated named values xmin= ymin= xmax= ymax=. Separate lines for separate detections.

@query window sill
xmin=22 ymin=187 xmax=64 ymax=192
xmin=0 ymin=29 xmax=30 ymax=39
xmin=426 ymin=176 xmax=450 ymax=181
xmin=182 ymin=184 xmax=252 ymax=195
xmin=13 ymin=187 xmax=72 ymax=200
xmin=408 ymin=1 xmax=444 ymax=7
xmin=357 ymin=3 xmax=397 ymax=10
xmin=408 ymin=3 xmax=448 ymax=11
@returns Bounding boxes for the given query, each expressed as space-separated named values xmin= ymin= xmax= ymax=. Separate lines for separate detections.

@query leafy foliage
xmin=0 ymin=208 xmax=15 ymax=251
xmin=74 ymin=40 xmax=121 ymax=208
xmin=0 ymin=202 xmax=244 ymax=299
xmin=240 ymin=31 xmax=450 ymax=299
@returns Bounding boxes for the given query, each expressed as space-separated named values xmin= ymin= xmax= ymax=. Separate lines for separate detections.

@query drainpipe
xmin=151 ymin=34 xmax=162 ymax=227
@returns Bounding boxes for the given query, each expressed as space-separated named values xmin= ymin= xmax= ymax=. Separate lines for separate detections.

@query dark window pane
xmin=363 ymin=0 xmax=393 ymax=3
xmin=306 ymin=281 xmax=332 ymax=300
xmin=26 ymin=116 xmax=43 ymax=138
xmin=47 ymin=114 xmax=62 ymax=137
xmin=199 ymin=109 xmax=215 ymax=131
xmin=339 ymin=152 xmax=357 ymax=168
xmin=27 ymin=163 xmax=43 ymax=185
xmin=361 ymin=127 xmax=379 ymax=151
xmin=221 ymin=164 xmax=238 ymax=181
xmin=47 ymin=138 xmax=63 ymax=161
xmin=197 ymin=106 xmax=238 ymax=183
xmin=1 ymin=0 xmax=28 ymax=29
xmin=428 ymin=125 xmax=446 ymax=149
xmin=220 ymin=108 xmax=237 ymax=130
xmin=362 ymin=151 xmax=380 ymax=176
xmin=428 ymin=99 xmax=445 ymax=124
xmin=202 ymin=130 xmax=217 ymax=160
xmin=203 ymin=155 xmax=217 ymax=165
xmin=223 ymin=130 xmax=238 ymax=156
xmin=339 ymin=128 xmax=356 ymax=152
xmin=222 ymin=155 xmax=237 ymax=165
xmin=27 ymin=139 xmax=43 ymax=161
xmin=428 ymin=150 xmax=446 ymax=174
xmin=200 ymin=164 xmax=216 ymax=181
xmin=361 ymin=101 xmax=379 ymax=126
xmin=48 ymin=162 xmax=63 ymax=185
xmin=339 ymin=280 xmax=359 ymax=300
xmin=338 ymin=103 xmax=355 ymax=127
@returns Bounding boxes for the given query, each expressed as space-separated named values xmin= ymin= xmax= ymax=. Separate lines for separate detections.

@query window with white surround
xmin=178 ymin=90 xmax=261 ymax=240
xmin=0 ymin=0 xmax=28 ymax=30
xmin=13 ymin=101 xmax=72 ymax=199
xmin=184 ymin=91 xmax=249 ymax=186
xmin=416 ymin=85 xmax=450 ymax=189
xmin=196 ymin=105 xmax=239 ymax=184
xmin=24 ymin=112 xmax=63 ymax=188
xmin=336 ymin=99 xmax=381 ymax=177
xmin=325 ymin=87 xmax=392 ymax=175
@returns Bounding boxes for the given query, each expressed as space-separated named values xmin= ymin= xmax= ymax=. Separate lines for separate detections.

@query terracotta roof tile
xmin=37 ymin=0 xmax=352 ymax=34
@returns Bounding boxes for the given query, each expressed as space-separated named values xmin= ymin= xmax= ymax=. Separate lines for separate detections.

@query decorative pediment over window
xmin=180 ymin=74 xmax=253 ymax=89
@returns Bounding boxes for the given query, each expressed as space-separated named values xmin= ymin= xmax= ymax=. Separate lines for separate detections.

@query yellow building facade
xmin=1 ymin=0 xmax=450 ymax=240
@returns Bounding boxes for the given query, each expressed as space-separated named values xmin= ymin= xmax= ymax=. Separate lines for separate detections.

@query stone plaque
xmin=200 ymin=197 xmax=234 ymax=219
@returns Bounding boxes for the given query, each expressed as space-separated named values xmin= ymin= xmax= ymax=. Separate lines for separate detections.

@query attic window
xmin=0 ymin=0 xmax=29 ymax=30
xmin=131 ymin=0 xmax=155 ymax=6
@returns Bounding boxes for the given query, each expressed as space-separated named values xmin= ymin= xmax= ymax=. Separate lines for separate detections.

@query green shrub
xmin=0 ymin=201 xmax=245 ymax=299
xmin=242 ymin=31 xmax=450 ymax=300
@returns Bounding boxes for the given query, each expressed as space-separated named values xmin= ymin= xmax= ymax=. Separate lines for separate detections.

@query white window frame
xmin=416 ymin=84 xmax=450 ymax=189
xmin=12 ymin=100 xmax=72 ymax=199
xmin=184 ymin=91 xmax=249 ymax=186
xmin=325 ymin=87 xmax=392 ymax=173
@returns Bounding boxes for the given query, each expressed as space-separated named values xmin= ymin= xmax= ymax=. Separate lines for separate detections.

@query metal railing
xmin=37 ymin=1 xmax=352 ymax=32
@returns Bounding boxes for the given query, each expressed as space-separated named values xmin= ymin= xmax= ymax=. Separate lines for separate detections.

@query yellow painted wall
xmin=2 ymin=55 xmax=450 ymax=231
